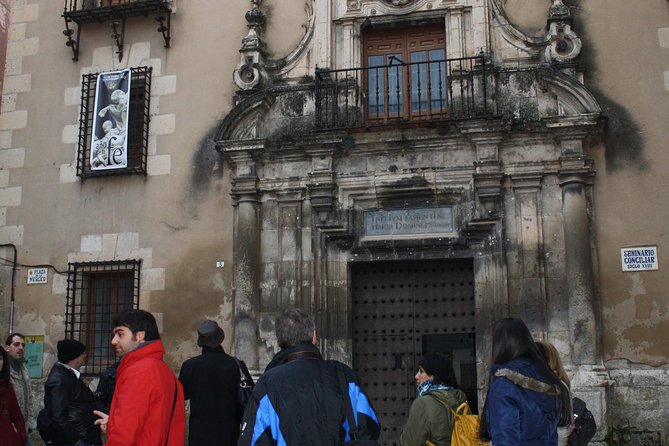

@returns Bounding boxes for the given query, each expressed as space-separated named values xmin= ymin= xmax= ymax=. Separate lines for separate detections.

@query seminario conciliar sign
xmin=621 ymin=246 xmax=658 ymax=272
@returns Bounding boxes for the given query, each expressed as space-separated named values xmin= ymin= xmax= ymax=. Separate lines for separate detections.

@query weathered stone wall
xmin=606 ymin=360 xmax=669 ymax=445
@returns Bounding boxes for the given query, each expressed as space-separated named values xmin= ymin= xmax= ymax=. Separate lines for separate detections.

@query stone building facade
xmin=0 ymin=1 xmax=667 ymax=445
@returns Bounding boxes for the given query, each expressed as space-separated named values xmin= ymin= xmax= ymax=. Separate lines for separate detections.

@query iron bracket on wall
xmin=62 ymin=0 xmax=172 ymax=62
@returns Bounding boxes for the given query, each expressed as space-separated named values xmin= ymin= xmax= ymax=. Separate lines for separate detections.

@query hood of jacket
xmin=424 ymin=387 xmax=468 ymax=409
xmin=492 ymin=357 xmax=559 ymax=417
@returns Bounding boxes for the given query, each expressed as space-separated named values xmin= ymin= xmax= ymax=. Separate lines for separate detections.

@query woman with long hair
xmin=537 ymin=341 xmax=575 ymax=446
xmin=479 ymin=318 xmax=571 ymax=445
xmin=400 ymin=353 xmax=467 ymax=446
xmin=0 ymin=347 xmax=26 ymax=446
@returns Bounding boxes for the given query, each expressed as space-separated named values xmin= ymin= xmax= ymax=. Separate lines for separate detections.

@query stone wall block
xmin=262 ymin=202 xmax=279 ymax=230
xmin=143 ymin=58 xmax=162 ymax=76
xmin=142 ymin=268 xmax=165 ymax=291
xmin=101 ymin=233 xmax=119 ymax=258
xmin=4 ymin=73 xmax=31 ymax=94
xmin=7 ymin=37 xmax=38 ymax=59
xmin=0 ymin=186 xmax=21 ymax=207
xmin=0 ymin=131 xmax=11 ymax=149
xmin=90 ymin=47 xmax=115 ymax=71
xmin=10 ymin=3 xmax=39 ymax=23
xmin=8 ymin=23 xmax=26 ymax=42
xmin=260 ymin=229 xmax=279 ymax=262
xmin=128 ymin=248 xmax=152 ymax=268
xmin=608 ymin=368 xmax=634 ymax=387
xmin=2 ymin=94 xmax=17 ymax=112
xmin=51 ymin=273 xmax=68 ymax=295
xmin=659 ymin=27 xmax=669 ymax=48
xmin=148 ymin=114 xmax=175 ymax=136
xmin=62 ymin=125 xmax=78 ymax=144
xmin=152 ymin=75 xmax=177 ymax=96
xmin=543 ymin=245 xmax=565 ymax=277
xmin=610 ymin=386 xmax=658 ymax=410
xmin=301 ymin=228 xmax=313 ymax=262
xmin=0 ymin=148 xmax=25 ymax=168
xmin=0 ymin=110 xmax=27 ymax=130
xmin=59 ymin=163 xmax=77 ymax=183
xmin=280 ymin=230 xmax=297 ymax=261
xmin=658 ymin=386 xmax=669 ymax=409
xmin=631 ymin=369 xmax=669 ymax=387
xmin=0 ymin=225 xmax=23 ymax=244
xmin=64 ymin=87 xmax=81 ymax=106
xmin=126 ymin=42 xmax=151 ymax=67
xmin=147 ymin=155 xmax=171 ymax=176
xmin=4 ymin=58 xmax=22 ymax=76
xmin=115 ymin=232 xmax=139 ymax=258
xmin=80 ymin=234 xmax=102 ymax=253
xmin=260 ymin=261 xmax=278 ymax=309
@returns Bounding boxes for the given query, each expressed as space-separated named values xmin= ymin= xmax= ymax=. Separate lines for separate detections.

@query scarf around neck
xmin=417 ymin=379 xmax=454 ymax=397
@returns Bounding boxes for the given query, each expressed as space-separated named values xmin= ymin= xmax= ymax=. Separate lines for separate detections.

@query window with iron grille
xmin=65 ymin=260 xmax=141 ymax=374
xmin=76 ymin=67 xmax=151 ymax=179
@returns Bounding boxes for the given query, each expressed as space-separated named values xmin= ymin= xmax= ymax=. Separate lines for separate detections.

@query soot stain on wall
xmin=567 ymin=0 xmax=647 ymax=172
xmin=191 ymin=126 xmax=224 ymax=194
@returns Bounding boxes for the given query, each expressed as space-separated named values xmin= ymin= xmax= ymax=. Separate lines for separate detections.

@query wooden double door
xmin=351 ymin=259 xmax=477 ymax=446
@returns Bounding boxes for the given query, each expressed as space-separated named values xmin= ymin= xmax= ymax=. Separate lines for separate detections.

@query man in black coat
xmin=238 ymin=308 xmax=380 ymax=446
xmin=179 ymin=320 xmax=251 ymax=446
xmin=37 ymin=339 xmax=102 ymax=446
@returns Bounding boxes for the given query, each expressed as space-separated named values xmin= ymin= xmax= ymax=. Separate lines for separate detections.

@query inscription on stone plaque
xmin=364 ymin=206 xmax=454 ymax=237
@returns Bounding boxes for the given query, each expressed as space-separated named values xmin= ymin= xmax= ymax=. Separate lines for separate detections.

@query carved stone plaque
xmin=364 ymin=206 xmax=454 ymax=237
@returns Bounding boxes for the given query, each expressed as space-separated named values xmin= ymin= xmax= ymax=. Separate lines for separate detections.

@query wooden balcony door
xmin=363 ymin=24 xmax=447 ymax=122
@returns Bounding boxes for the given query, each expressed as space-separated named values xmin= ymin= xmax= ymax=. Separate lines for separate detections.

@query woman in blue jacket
xmin=479 ymin=318 xmax=572 ymax=446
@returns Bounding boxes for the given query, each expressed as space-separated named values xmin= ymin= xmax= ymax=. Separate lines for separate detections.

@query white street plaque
xmin=621 ymin=246 xmax=658 ymax=272
xmin=27 ymin=268 xmax=48 ymax=284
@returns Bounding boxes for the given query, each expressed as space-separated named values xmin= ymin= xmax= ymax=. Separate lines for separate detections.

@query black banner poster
xmin=90 ymin=69 xmax=131 ymax=170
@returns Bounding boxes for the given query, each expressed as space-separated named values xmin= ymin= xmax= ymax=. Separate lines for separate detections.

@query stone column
xmin=509 ymin=173 xmax=546 ymax=333
xmin=229 ymin=153 xmax=262 ymax=369
xmin=559 ymin=151 xmax=597 ymax=365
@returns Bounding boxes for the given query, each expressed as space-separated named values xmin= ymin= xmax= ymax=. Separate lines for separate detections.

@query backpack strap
xmin=427 ymin=395 xmax=469 ymax=417
xmin=164 ymin=379 xmax=178 ymax=446
xmin=335 ymin=362 xmax=360 ymax=441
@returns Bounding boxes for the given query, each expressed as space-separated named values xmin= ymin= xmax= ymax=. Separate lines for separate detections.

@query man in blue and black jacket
xmin=238 ymin=308 xmax=380 ymax=446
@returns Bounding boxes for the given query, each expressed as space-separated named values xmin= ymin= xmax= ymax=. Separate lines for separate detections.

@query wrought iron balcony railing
xmin=315 ymin=54 xmax=490 ymax=130
xmin=62 ymin=0 xmax=171 ymax=61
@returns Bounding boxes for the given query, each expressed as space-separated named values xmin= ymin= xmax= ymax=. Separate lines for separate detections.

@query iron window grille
xmin=76 ymin=66 xmax=152 ymax=180
xmin=65 ymin=260 xmax=141 ymax=374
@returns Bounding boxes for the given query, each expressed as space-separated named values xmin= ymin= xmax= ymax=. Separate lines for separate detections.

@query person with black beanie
xmin=37 ymin=339 xmax=102 ymax=445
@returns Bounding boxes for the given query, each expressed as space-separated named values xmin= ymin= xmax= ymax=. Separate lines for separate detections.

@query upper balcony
xmin=62 ymin=0 xmax=172 ymax=61
xmin=315 ymin=53 xmax=491 ymax=131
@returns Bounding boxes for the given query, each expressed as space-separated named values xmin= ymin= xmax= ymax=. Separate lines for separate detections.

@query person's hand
xmin=93 ymin=410 xmax=109 ymax=434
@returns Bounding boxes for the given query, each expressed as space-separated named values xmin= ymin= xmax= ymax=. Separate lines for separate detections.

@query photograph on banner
xmin=90 ymin=69 xmax=131 ymax=170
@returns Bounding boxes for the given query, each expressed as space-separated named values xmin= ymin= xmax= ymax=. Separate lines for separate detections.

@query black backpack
xmin=567 ymin=397 xmax=596 ymax=446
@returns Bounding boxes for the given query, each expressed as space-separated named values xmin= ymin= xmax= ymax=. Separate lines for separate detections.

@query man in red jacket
xmin=94 ymin=310 xmax=185 ymax=446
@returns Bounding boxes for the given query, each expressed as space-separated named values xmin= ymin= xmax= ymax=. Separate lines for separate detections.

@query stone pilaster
xmin=228 ymin=152 xmax=262 ymax=369
xmin=509 ymin=173 xmax=546 ymax=332
xmin=559 ymin=149 xmax=597 ymax=365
